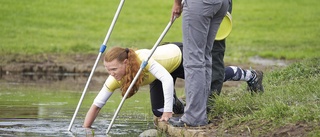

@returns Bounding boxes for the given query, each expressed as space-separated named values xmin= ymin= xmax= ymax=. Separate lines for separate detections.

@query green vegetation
xmin=0 ymin=0 xmax=319 ymax=61
xmin=0 ymin=0 xmax=177 ymax=55
xmin=210 ymin=58 xmax=320 ymax=136
xmin=228 ymin=0 xmax=320 ymax=61
xmin=1 ymin=0 xmax=319 ymax=136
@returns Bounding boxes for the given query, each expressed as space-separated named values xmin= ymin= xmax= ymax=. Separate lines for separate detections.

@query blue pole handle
xmin=140 ymin=60 xmax=148 ymax=68
xmin=99 ymin=44 xmax=107 ymax=53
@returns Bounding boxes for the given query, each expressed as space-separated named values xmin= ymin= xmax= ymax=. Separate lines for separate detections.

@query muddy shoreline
xmin=0 ymin=54 xmax=107 ymax=75
xmin=0 ymin=54 xmax=290 ymax=75
xmin=0 ymin=54 xmax=292 ymax=90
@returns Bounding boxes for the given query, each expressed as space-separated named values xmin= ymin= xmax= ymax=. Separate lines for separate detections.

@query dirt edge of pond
xmin=0 ymin=54 xmax=108 ymax=75
xmin=0 ymin=54 xmax=292 ymax=75
xmin=154 ymin=116 xmax=315 ymax=137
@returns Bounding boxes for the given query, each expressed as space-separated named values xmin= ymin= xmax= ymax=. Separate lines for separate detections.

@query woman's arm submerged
xmin=83 ymin=83 xmax=114 ymax=128
xmin=83 ymin=104 xmax=101 ymax=128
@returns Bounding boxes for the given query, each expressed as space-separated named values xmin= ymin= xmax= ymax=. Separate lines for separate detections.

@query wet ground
xmin=0 ymin=118 xmax=155 ymax=136
xmin=0 ymin=73 xmax=159 ymax=137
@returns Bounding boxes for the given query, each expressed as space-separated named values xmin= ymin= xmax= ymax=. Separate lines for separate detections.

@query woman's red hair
xmin=104 ymin=47 xmax=145 ymax=98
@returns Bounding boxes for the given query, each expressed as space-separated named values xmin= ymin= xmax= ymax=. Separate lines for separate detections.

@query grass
xmin=211 ymin=58 xmax=320 ymax=136
xmin=0 ymin=0 xmax=177 ymax=55
xmin=1 ymin=0 xmax=320 ymax=136
xmin=228 ymin=0 xmax=320 ymax=61
xmin=0 ymin=0 xmax=319 ymax=61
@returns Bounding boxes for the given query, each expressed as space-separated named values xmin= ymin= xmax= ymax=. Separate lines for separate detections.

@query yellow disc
xmin=215 ymin=12 xmax=232 ymax=40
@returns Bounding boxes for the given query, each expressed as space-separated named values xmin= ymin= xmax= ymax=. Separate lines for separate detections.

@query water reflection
xmin=0 ymin=118 xmax=155 ymax=137
xmin=0 ymin=72 xmax=159 ymax=136
xmin=0 ymin=72 xmax=107 ymax=91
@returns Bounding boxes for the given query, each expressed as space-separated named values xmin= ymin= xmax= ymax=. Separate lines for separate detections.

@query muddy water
xmin=0 ymin=73 xmax=162 ymax=136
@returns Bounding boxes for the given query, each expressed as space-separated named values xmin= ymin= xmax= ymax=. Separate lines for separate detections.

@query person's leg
xmin=210 ymin=39 xmax=225 ymax=95
xmin=210 ymin=0 xmax=233 ymax=96
xmin=149 ymin=80 xmax=185 ymax=117
xmin=206 ymin=0 xmax=228 ymax=96
xmin=224 ymin=66 xmax=253 ymax=82
xmin=180 ymin=0 xmax=228 ymax=126
xmin=207 ymin=0 xmax=232 ymax=115
xmin=224 ymin=66 xmax=244 ymax=81
xmin=181 ymin=1 xmax=211 ymax=126
xmin=205 ymin=0 xmax=229 ymax=117
xmin=207 ymin=40 xmax=225 ymax=115
xmin=169 ymin=43 xmax=185 ymax=114
xmin=224 ymin=66 xmax=264 ymax=93
xmin=149 ymin=80 xmax=165 ymax=117
xmin=172 ymin=79 xmax=185 ymax=115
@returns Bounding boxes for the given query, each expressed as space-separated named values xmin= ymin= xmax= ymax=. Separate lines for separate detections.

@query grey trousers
xmin=181 ymin=0 xmax=229 ymax=126
xmin=211 ymin=0 xmax=232 ymax=95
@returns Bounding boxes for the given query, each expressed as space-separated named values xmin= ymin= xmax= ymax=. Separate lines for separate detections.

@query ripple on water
xmin=0 ymin=118 xmax=155 ymax=137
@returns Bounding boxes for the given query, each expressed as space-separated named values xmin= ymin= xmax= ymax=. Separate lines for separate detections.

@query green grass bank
xmin=209 ymin=58 xmax=320 ymax=136
xmin=1 ymin=0 xmax=320 ymax=136
xmin=1 ymin=0 xmax=319 ymax=62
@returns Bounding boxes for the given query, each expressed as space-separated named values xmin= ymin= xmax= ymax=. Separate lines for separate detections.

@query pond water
xmin=0 ymin=73 xmax=175 ymax=136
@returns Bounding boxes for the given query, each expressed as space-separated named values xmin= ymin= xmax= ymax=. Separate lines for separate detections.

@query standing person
xmin=170 ymin=0 xmax=230 ymax=127
xmin=82 ymin=43 xmax=263 ymax=128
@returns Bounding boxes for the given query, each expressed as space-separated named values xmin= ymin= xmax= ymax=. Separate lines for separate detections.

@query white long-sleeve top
xmin=93 ymin=43 xmax=182 ymax=113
